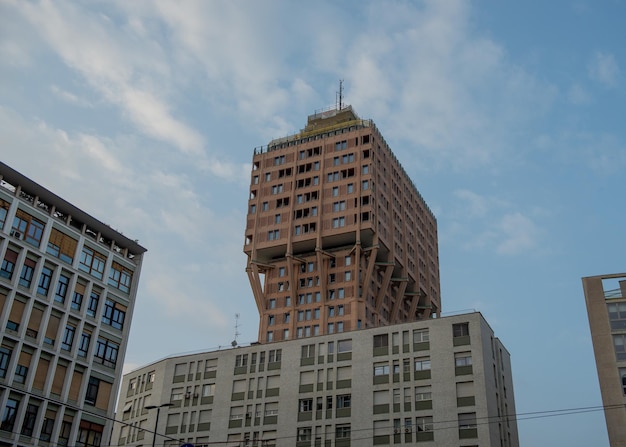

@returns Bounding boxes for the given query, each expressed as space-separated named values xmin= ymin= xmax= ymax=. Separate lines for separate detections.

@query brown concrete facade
xmin=244 ymin=106 xmax=440 ymax=343
xmin=582 ymin=273 xmax=626 ymax=447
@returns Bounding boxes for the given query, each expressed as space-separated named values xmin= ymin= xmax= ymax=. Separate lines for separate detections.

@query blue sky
xmin=1 ymin=1 xmax=624 ymax=445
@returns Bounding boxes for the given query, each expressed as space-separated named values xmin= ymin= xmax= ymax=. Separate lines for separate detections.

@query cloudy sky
xmin=1 ymin=0 xmax=625 ymax=445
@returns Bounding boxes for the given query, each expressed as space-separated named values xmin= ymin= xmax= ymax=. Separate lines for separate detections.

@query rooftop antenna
xmin=231 ymin=313 xmax=240 ymax=347
xmin=337 ymin=79 xmax=344 ymax=110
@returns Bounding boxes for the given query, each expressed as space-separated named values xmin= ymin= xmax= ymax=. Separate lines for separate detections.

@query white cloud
xmin=588 ymin=51 xmax=620 ymax=87
xmin=495 ymin=212 xmax=539 ymax=255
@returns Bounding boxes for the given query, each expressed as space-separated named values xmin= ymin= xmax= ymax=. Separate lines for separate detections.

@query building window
xmin=608 ymin=302 xmax=626 ymax=330
xmin=362 ymin=165 xmax=369 ymax=174
xmin=0 ymin=250 xmax=17 ymax=279
xmin=414 ymin=357 xmax=431 ymax=371
xmin=374 ymin=334 xmax=389 ymax=348
xmin=0 ymin=199 xmax=9 ymax=229
xmin=61 ymin=325 xmax=76 ymax=351
xmin=332 ymin=187 xmax=339 ymax=197
xmin=78 ymin=332 xmax=91 ymax=357
xmin=374 ymin=362 xmax=389 ymax=376
xmin=268 ymin=315 xmax=275 ymax=326
xmin=297 ymin=427 xmax=312 ymax=441
xmin=87 ymin=292 xmax=100 ymax=317
xmin=344 ymin=271 xmax=351 ymax=281
xmin=262 ymin=202 xmax=269 ymax=211
xmin=415 ymin=385 xmax=432 ymax=401
xmin=362 ymin=180 xmax=369 ymax=190
xmin=337 ymin=322 xmax=344 ymax=332
xmin=332 ymin=217 xmax=345 ymax=228
xmin=335 ymin=424 xmax=351 ymax=439
xmin=37 ymin=266 xmax=53 ymax=296
xmin=453 ymin=323 xmax=470 ymax=337
xmin=267 ymin=230 xmax=280 ymax=241
xmin=347 ymin=183 xmax=354 ymax=193
xmin=338 ymin=288 xmax=345 ymax=299
xmin=77 ymin=421 xmax=104 ymax=447
xmin=413 ymin=329 xmax=429 ymax=343
xmin=415 ymin=416 xmax=433 ymax=432
xmin=19 ymin=263 xmax=35 ymax=288
xmin=79 ymin=247 xmax=106 ymax=280
xmin=338 ymin=305 xmax=344 ymax=316
xmin=55 ymin=274 xmax=70 ymax=303
xmin=249 ymin=204 xmax=256 ymax=214
xmin=0 ymin=347 xmax=12 ymax=378
xmin=327 ymin=323 xmax=334 ymax=334
xmin=102 ymin=299 xmax=126 ymax=330
xmin=335 ymin=140 xmax=347 ymax=151
xmin=458 ymin=412 xmax=477 ymax=430
xmin=1 ymin=398 xmax=19 ymax=431
xmin=278 ymin=267 xmax=285 ymax=277
xmin=269 ymin=299 xmax=276 ymax=309
xmin=108 ymin=262 xmax=132 ymax=293
xmin=455 ymin=352 xmax=472 ymax=367
xmin=72 ymin=289 xmax=84 ymax=311
xmin=14 ymin=364 xmax=28 ymax=384
xmin=336 ymin=394 xmax=351 ymax=408
xmin=12 ymin=210 xmax=45 ymax=247
xmin=94 ymin=337 xmax=119 ymax=367
xmin=299 ymin=398 xmax=313 ymax=412
xmin=46 ymin=228 xmax=78 ymax=264
xmin=613 ymin=334 xmax=626 ymax=361
xmin=20 ymin=403 xmax=38 ymax=436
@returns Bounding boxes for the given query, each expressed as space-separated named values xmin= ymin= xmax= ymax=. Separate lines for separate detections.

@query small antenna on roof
xmin=337 ymin=79 xmax=344 ymax=110
xmin=231 ymin=313 xmax=240 ymax=347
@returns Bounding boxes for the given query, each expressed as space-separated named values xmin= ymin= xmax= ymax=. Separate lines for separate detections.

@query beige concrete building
xmin=113 ymin=312 xmax=518 ymax=447
xmin=0 ymin=162 xmax=146 ymax=447
xmin=245 ymin=106 xmax=440 ymax=343
xmin=582 ymin=273 xmax=626 ymax=447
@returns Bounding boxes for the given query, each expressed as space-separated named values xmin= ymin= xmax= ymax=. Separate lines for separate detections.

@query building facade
xmin=113 ymin=312 xmax=518 ymax=447
xmin=582 ymin=273 xmax=626 ymax=446
xmin=0 ymin=162 xmax=146 ymax=447
xmin=244 ymin=106 xmax=440 ymax=343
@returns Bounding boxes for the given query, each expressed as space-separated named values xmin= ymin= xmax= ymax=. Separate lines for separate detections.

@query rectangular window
xmin=72 ymin=283 xmax=85 ymax=311
xmin=20 ymin=403 xmax=38 ymax=436
xmin=455 ymin=352 xmax=473 ymax=367
xmin=102 ymin=299 xmax=126 ymax=330
xmin=62 ymin=325 xmax=76 ymax=351
xmin=78 ymin=332 xmax=91 ymax=357
xmin=413 ymin=329 xmax=429 ymax=343
xmin=37 ymin=266 xmax=53 ymax=296
xmin=85 ymin=376 xmax=100 ymax=405
xmin=332 ymin=187 xmax=339 ymax=197
xmin=94 ymin=337 xmax=119 ymax=367
xmin=415 ymin=385 xmax=432 ymax=401
xmin=414 ymin=357 xmax=431 ymax=371
xmin=47 ymin=228 xmax=78 ymax=264
xmin=108 ymin=262 xmax=132 ymax=293
xmin=79 ymin=247 xmax=106 ymax=280
xmin=336 ymin=394 xmax=351 ymax=408
xmin=1 ymin=398 xmax=19 ymax=432
xmin=87 ymin=292 xmax=100 ymax=317
xmin=453 ymin=323 xmax=470 ymax=337
xmin=0 ymin=347 xmax=12 ymax=378
xmin=55 ymin=274 xmax=70 ymax=303
xmin=0 ymin=199 xmax=9 ymax=229
xmin=12 ymin=209 xmax=45 ymax=247
xmin=335 ymin=424 xmax=351 ymax=439
xmin=415 ymin=416 xmax=433 ymax=432
xmin=1 ymin=250 xmax=18 ymax=279
xmin=19 ymin=261 xmax=35 ymax=288
xmin=374 ymin=362 xmax=389 ymax=376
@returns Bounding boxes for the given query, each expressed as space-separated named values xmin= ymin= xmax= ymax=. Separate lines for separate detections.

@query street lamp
xmin=145 ymin=403 xmax=173 ymax=447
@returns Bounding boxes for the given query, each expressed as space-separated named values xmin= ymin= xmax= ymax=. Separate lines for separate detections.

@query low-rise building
xmin=114 ymin=312 xmax=518 ymax=447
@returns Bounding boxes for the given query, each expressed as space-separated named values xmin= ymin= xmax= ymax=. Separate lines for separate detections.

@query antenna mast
xmin=337 ymin=79 xmax=344 ymax=110
xmin=231 ymin=313 xmax=240 ymax=347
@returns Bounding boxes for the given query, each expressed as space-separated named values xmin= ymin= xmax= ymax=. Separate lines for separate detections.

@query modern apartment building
xmin=244 ymin=106 xmax=440 ymax=343
xmin=0 ymin=162 xmax=146 ymax=447
xmin=113 ymin=311 xmax=518 ymax=447
xmin=582 ymin=273 xmax=626 ymax=447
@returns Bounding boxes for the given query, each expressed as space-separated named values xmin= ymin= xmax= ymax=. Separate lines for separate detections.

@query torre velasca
xmin=244 ymin=106 xmax=440 ymax=343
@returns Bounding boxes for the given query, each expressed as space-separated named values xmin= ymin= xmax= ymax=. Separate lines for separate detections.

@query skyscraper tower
xmin=244 ymin=105 xmax=440 ymax=343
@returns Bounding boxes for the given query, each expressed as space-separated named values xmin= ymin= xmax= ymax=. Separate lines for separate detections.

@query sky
xmin=1 ymin=0 xmax=625 ymax=445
